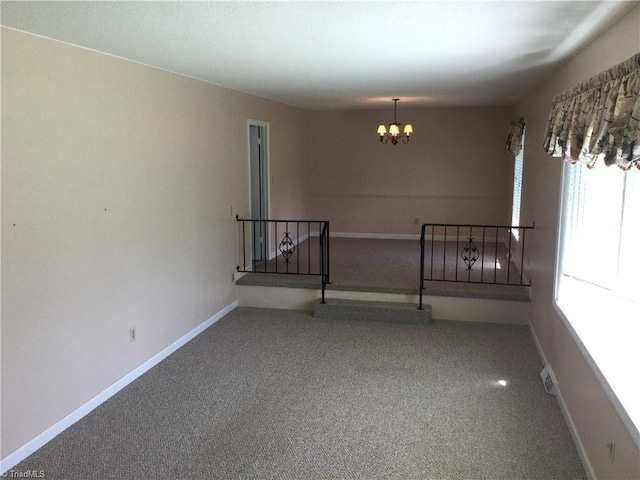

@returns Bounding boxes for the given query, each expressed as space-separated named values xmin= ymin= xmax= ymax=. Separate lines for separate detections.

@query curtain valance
xmin=506 ymin=118 xmax=525 ymax=155
xmin=542 ymin=52 xmax=640 ymax=170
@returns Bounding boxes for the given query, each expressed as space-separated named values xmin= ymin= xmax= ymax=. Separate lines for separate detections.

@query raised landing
xmin=314 ymin=298 xmax=432 ymax=326
xmin=237 ymin=273 xmax=530 ymax=302
xmin=236 ymin=237 xmax=530 ymax=325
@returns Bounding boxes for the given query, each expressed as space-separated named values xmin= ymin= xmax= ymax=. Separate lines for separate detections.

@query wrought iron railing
xmin=236 ymin=216 xmax=330 ymax=303
xmin=419 ymin=223 xmax=534 ymax=310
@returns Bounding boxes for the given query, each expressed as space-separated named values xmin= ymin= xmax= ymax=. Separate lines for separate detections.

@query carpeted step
xmin=314 ymin=298 xmax=431 ymax=325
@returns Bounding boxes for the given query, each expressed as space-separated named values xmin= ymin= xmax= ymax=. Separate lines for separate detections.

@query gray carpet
xmin=13 ymin=307 xmax=584 ymax=479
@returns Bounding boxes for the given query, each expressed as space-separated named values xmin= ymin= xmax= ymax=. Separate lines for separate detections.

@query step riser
xmin=314 ymin=299 xmax=431 ymax=326
xmin=238 ymin=285 xmax=529 ymax=325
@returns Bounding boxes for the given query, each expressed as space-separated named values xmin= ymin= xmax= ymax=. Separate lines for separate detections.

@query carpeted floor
xmin=13 ymin=307 xmax=585 ymax=479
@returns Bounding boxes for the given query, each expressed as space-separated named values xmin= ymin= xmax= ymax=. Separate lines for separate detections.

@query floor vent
xmin=540 ymin=364 xmax=557 ymax=395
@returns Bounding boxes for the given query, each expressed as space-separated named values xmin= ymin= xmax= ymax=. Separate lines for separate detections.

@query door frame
xmin=247 ymin=119 xmax=271 ymax=261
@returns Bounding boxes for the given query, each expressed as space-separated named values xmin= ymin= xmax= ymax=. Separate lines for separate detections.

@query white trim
xmin=309 ymin=192 xmax=505 ymax=202
xmin=331 ymin=232 xmax=421 ymax=240
xmin=246 ymin=120 xmax=271 ymax=255
xmin=528 ymin=322 xmax=596 ymax=480
xmin=551 ymin=302 xmax=640 ymax=447
xmin=1 ymin=28 xmax=231 ymax=92
xmin=554 ymin=162 xmax=570 ymax=302
xmin=0 ymin=301 xmax=238 ymax=474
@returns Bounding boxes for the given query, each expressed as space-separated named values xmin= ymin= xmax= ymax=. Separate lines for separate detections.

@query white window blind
xmin=560 ymin=161 xmax=635 ymax=299
xmin=511 ymin=130 xmax=525 ymax=239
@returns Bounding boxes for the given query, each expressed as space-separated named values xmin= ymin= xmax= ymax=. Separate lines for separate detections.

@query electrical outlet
xmin=414 ymin=217 xmax=419 ymax=225
xmin=130 ymin=327 xmax=136 ymax=343
xmin=229 ymin=205 xmax=233 ymax=217
xmin=232 ymin=272 xmax=236 ymax=282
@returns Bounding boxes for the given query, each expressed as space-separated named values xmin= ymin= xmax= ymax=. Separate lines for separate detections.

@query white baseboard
xmin=0 ymin=300 xmax=238 ymax=474
xmin=528 ymin=322 xmax=596 ymax=480
xmin=331 ymin=232 xmax=421 ymax=240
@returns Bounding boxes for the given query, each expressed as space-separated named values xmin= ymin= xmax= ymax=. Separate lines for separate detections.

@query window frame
xmin=554 ymin=160 xmax=640 ymax=445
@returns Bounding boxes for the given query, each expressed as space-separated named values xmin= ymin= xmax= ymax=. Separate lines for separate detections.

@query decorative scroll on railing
xmin=236 ymin=216 xmax=330 ymax=303
xmin=419 ymin=223 xmax=534 ymax=310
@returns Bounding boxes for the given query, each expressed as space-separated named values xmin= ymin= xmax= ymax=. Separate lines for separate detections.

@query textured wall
xmin=1 ymin=28 xmax=306 ymax=458
xmin=514 ymin=5 xmax=640 ymax=478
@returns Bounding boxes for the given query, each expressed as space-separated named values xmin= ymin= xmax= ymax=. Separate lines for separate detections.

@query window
xmin=559 ymin=162 xmax=638 ymax=304
xmin=556 ymin=160 xmax=640 ymax=434
xmin=511 ymin=129 xmax=524 ymax=237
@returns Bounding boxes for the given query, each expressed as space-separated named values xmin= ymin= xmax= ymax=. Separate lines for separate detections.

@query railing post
xmin=455 ymin=226 xmax=460 ymax=282
xmin=507 ymin=227 xmax=513 ymax=284
xmin=418 ymin=223 xmax=426 ymax=310
xmin=520 ymin=227 xmax=527 ymax=285
xmin=493 ymin=226 xmax=499 ymax=284
xmin=263 ymin=219 xmax=268 ymax=273
xmin=307 ymin=221 xmax=311 ymax=275
xmin=326 ymin=222 xmax=330 ymax=284
xmin=320 ymin=222 xmax=327 ymax=304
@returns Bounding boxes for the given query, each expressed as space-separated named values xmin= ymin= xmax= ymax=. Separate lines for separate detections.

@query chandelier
xmin=376 ymin=98 xmax=413 ymax=144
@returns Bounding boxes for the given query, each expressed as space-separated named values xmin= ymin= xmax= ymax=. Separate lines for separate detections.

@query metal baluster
xmin=419 ymin=223 xmax=425 ymax=310
xmin=318 ymin=222 xmax=322 ymax=278
xmin=507 ymin=227 xmax=512 ymax=284
xmin=254 ymin=220 xmax=259 ymax=273
xmin=326 ymin=222 xmax=331 ymax=283
xmin=430 ymin=225 xmax=435 ymax=281
xmin=520 ymin=227 xmax=527 ymax=285
xmin=287 ymin=221 xmax=291 ymax=273
xmin=242 ymin=218 xmax=246 ymax=272
xmin=274 ymin=221 xmax=278 ymax=273
xmin=320 ymin=223 xmax=326 ymax=303
xmin=467 ymin=226 xmax=472 ymax=282
xmin=308 ymin=221 xmax=311 ymax=275
xmin=443 ymin=226 xmax=447 ymax=281
xmin=493 ymin=227 xmax=499 ymax=284
xmin=296 ymin=222 xmax=302 ymax=273
xmin=455 ymin=226 xmax=459 ymax=282
xmin=481 ymin=226 xmax=486 ymax=283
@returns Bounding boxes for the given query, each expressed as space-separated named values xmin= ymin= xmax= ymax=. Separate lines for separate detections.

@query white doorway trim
xmin=247 ymin=119 xmax=271 ymax=261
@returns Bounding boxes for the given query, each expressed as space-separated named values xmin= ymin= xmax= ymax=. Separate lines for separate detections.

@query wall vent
xmin=540 ymin=364 xmax=557 ymax=395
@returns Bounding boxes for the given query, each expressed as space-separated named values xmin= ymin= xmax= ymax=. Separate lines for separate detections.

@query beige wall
xmin=0 ymin=28 xmax=306 ymax=458
xmin=305 ymin=107 xmax=513 ymax=234
xmin=514 ymin=6 xmax=640 ymax=479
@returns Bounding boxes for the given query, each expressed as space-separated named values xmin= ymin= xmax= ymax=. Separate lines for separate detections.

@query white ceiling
xmin=0 ymin=1 xmax=635 ymax=110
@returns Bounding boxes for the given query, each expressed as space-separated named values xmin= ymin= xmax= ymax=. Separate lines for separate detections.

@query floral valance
xmin=506 ymin=118 xmax=525 ymax=155
xmin=542 ymin=52 xmax=640 ymax=170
